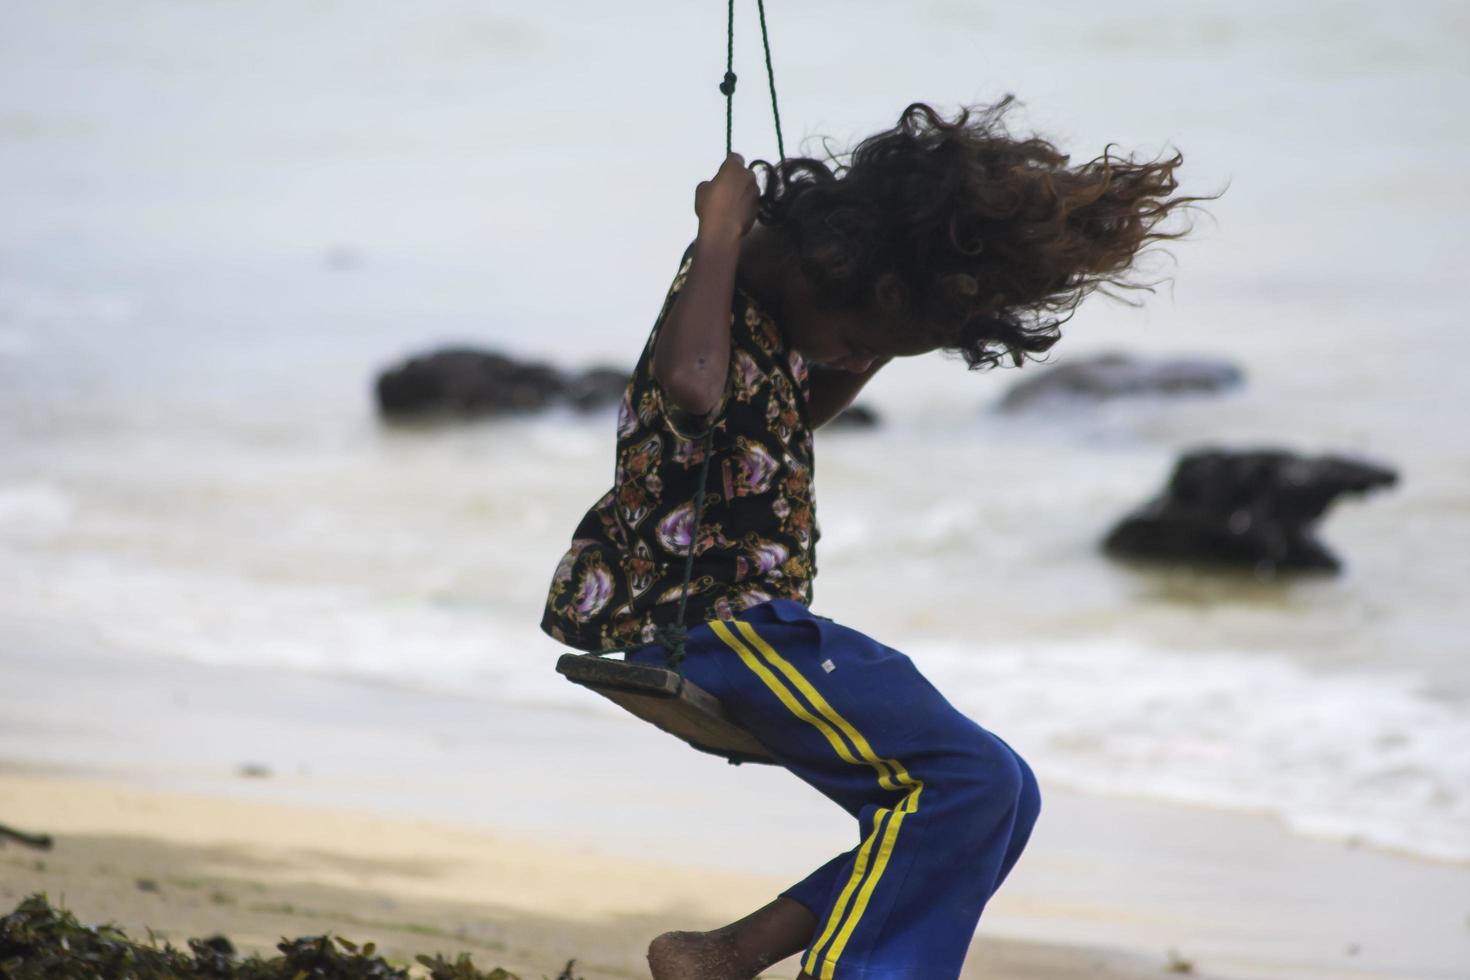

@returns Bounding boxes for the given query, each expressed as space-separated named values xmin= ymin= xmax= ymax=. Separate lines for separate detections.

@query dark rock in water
xmin=1103 ymin=449 xmax=1398 ymax=575
xmin=825 ymin=403 xmax=881 ymax=430
xmin=374 ymin=348 xmax=626 ymax=419
xmin=376 ymin=348 xmax=562 ymax=416
xmin=563 ymin=366 xmax=630 ymax=412
xmin=997 ymin=352 xmax=1243 ymax=411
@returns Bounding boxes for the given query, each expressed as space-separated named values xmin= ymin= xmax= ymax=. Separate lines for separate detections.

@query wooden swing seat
xmin=556 ymin=654 xmax=775 ymax=765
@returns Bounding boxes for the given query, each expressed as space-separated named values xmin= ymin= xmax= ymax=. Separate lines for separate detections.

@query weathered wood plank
xmin=557 ymin=654 xmax=775 ymax=765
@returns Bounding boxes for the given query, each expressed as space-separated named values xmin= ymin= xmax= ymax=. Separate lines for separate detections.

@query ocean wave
xmin=3 ymin=545 xmax=1463 ymax=862
xmin=915 ymin=639 xmax=1470 ymax=863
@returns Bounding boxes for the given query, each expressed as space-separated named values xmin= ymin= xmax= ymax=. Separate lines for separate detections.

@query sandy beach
xmin=0 ymin=772 xmax=1212 ymax=980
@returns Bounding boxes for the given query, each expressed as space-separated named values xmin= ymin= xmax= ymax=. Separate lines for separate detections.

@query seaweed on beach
xmin=0 ymin=894 xmax=534 ymax=980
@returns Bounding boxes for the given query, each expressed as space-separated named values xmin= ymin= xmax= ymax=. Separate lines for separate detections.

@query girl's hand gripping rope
xmin=695 ymin=152 xmax=759 ymax=246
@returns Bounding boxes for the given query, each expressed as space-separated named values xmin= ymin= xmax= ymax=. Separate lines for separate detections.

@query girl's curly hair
xmin=754 ymin=97 xmax=1213 ymax=368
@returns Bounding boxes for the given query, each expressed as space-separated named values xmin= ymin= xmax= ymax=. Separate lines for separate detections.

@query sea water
xmin=1 ymin=1 xmax=1466 ymax=861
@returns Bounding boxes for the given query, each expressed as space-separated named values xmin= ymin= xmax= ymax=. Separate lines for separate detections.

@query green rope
xmin=755 ymin=0 xmax=786 ymax=162
xmin=719 ymin=0 xmax=785 ymax=162
xmin=722 ymin=0 xmax=736 ymax=155
xmin=585 ymin=1 xmax=785 ymax=683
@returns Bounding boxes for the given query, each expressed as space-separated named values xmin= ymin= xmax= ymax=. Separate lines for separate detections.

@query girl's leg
xmin=667 ymin=773 xmax=1045 ymax=980
xmin=648 ymin=730 xmax=1039 ymax=980
xmin=634 ymin=601 xmax=1042 ymax=978
xmin=705 ymin=605 xmax=1040 ymax=979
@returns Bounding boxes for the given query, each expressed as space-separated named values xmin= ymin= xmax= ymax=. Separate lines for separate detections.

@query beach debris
xmin=995 ymin=351 xmax=1243 ymax=411
xmin=0 ymin=894 xmax=533 ymax=979
xmin=1103 ymin=448 xmax=1398 ymax=575
xmin=135 ymin=878 xmax=161 ymax=894
xmin=374 ymin=347 xmax=627 ymax=420
xmin=1164 ymin=947 xmax=1196 ymax=973
xmin=554 ymin=960 xmax=583 ymax=980
xmin=237 ymin=763 xmax=272 ymax=779
xmin=0 ymin=823 xmax=53 ymax=851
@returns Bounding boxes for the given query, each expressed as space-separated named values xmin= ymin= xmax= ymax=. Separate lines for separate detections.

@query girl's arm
xmin=806 ymin=358 xmax=891 ymax=428
xmin=653 ymin=154 xmax=758 ymax=418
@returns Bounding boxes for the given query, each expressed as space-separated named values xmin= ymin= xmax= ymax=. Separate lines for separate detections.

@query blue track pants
xmin=629 ymin=598 xmax=1042 ymax=979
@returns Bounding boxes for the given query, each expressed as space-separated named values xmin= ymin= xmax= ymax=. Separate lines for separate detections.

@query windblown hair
xmin=754 ymin=97 xmax=1213 ymax=368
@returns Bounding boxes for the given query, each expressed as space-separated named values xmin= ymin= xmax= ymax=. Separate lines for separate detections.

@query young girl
xmin=543 ymin=98 xmax=1200 ymax=979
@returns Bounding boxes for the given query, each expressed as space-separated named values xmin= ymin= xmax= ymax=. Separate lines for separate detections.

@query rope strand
xmin=723 ymin=0 xmax=735 ymax=155
xmin=586 ymin=1 xmax=786 ymax=684
xmin=755 ymin=0 xmax=786 ymax=162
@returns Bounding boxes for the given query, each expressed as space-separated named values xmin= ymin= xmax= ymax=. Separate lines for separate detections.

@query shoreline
xmin=2 ymin=640 xmax=1468 ymax=978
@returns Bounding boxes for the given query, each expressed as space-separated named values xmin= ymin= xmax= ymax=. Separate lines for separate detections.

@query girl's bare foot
xmin=647 ymin=896 xmax=817 ymax=979
xmin=647 ymin=929 xmax=746 ymax=980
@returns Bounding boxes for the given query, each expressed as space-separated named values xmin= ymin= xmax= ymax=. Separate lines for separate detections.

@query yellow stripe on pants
xmin=814 ymin=783 xmax=924 ymax=978
xmin=713 ymin=617 xmax=925 ymax=979
xmin=709 ymin=620 xmax=865 ymax=771
xmin=733 ymin=620 xmax=918 ymax=794
xmin=803 ymin=806 xmax=888 ymax=976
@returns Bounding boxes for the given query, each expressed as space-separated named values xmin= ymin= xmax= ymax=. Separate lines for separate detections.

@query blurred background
xmin=1 ymin=2 xmax=1467 ymax=974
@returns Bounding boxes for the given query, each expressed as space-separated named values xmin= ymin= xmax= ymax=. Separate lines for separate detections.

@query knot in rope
xmin=650 ymin=624 xmax=690 ymax=675
xmin=719 ymin=71 xmax=738 ymax=96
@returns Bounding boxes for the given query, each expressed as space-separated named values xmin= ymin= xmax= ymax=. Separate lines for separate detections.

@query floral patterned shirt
xmin=541 ymin=252 xmax=818 ymax=652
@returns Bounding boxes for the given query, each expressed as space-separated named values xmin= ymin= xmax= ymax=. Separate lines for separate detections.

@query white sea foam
xmin=916 ymin=640 xmax=1470 ymax=863
xmin=2 ymin=540 xmax=1465 ymax=862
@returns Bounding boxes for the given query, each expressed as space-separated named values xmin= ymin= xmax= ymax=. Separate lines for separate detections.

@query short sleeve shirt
xmin=541 ymin=251 xmax=818 ymax=652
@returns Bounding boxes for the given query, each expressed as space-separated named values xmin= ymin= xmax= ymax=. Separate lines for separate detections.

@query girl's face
xmin=747 ymin=226 xmax=937 ymax=371
xmin=781 ymin=289 xmax=937 ymax=373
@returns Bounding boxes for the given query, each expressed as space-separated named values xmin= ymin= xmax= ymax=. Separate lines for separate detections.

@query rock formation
xmin=375 ymin=347 xmax=626 ymax=419
xmin=998 ymin=352 xmax=1243 ymax=411
xmin=1103 ymin=448 xmax=1398 ymax=574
